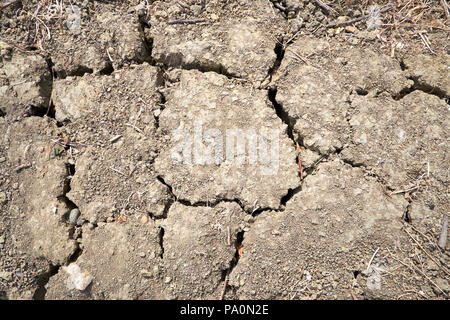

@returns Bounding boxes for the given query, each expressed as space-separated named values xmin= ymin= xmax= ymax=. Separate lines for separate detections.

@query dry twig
xmin=366 ymin=248 xmax=380 ymax=274
xmin=168 ymin=18 xmax=207 ymax=25
xmin=440 ymin=0 xmax=449 ymax=18
xmin=0 ymin=0 xmax=20 ymax=10
xmin=220 ymin=270 xmax=230 ymax=300
xmin=388 ymin=250 xmax=446 ymax=296
xmin=13 ymin=162 xmax=31 ymax=172
xmin=405 ymin=228 xmax=450 ymax=276
xmin=313 ymin=0 xmax=336 ymax=14
xmin=438 ymin=213 xmax=448 ymax=250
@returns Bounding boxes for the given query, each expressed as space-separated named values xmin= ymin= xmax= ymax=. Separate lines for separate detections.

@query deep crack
xmin=32 ymin=264 xmax=60 ymax=300
xmin=394 ymin=76 xmax=449 ymax=103
xmin=220 ymin=230 xmax=245 ymax=299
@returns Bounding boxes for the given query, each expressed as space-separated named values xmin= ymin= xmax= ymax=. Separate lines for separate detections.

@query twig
xmin=226 ymin=226 xmax=231 ymax=247
xmin=438 ymin=213 xmax=448 ymax=250
xmin=175 ymin=1 xmax=189 ymax=10
xmin=13 ymin=162 xmax=31 ymax=172
xmin=366 ymin=248 xmax=380 ymax=274
xmin=419 ymin=32 xmax=435 ymax=55
xmin=167 ymin=18 xmax=207 ymax=25
xmin=390 ymin=185 xmax=419 ymax=195
xmin=289 ymin=51 xmax=310 ymax=65
xmin=120 ymin=192 xmax=134 ymax=214
xmin=110 ymin=167 xmax=125 ymax=176
xmin=405 ymin=228 xmax=450 ymax=276
xmin=106 ymin=48 xmax=113 ymax=63
xmin=397 ymin=289 xmax=428 ymax=300
xmin=269 ymin=0 xmax=286 ymax=12
xmin=408 ymin=224 xmax=437 ymax=247
xmin=388 ymin=250 xmax=446 ymax=296
xmin=273 ymin=2 xmax=286 ymax=12
xmin=109 ymin=135 xmax=122 ymax=143
xmin=313 ymin=0 xmax=336 ymax=14
xmin=220 ymin=269 xmax=230 ymax=300
xmin=328 ymin=5 xmax=393 ymax=27
xmin=0 ymin=0 xmax=20 ymax=10
xmin=441 ymin=0 xmax=450 ymax=19
xmin=125 ymin=123 xmax=144 ymax=135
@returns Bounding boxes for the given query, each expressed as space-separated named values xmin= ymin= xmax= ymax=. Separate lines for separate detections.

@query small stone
xmin=0 ymin=271 xmax=12 ymax=281
xmin=87 ymin=223 xmax=95 ymax=230
xmin=140 ymin=269 xmax=153 ymax=278
xmin=345 ymin=26 xmax=357 ymax=33
xmin=140 ymin=214 xmax=149 ymax=224
xmin=153 ymin=265 xmax=159 ymax=275
xmin=0 ymin=235 xmax=4 ymax=244
xmin=0 ymin=192 xmax=7 ymax=204
xmin=337 ymin=16 xmax=350 ymax=22
xmin=138 ymin=252 xmax=146 ymax=258
xmin=0 ymin=157 xmax=5 ymax=163
xmin=68 ymin=208 xmax=81 ymax=225
xmin=63 ymin=264 xmax=93 ymax=291
xmin=164 ymin=277 xmax=172 ymax=284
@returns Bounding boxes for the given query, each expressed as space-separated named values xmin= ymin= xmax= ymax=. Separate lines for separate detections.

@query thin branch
xmin=0 ymin=0 xmax=20 ymax=10
xmin=313 ymin=0 xmax=337 ymax=14
xmin=167 ymin=18 xmax=207 ymax=25
xmin=441 ymin=0 xmax=449 ymax=19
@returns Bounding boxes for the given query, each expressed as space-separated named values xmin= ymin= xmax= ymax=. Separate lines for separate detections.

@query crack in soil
xmin=33 ymin=157 xmax=86 ymax=300
xmin=220 ymin=230 xmax=245 ymax=299
xmin=32 ymin=263 xmax=60 ymax=300
xmin=394 ymin=76 xmax=449 ymax=103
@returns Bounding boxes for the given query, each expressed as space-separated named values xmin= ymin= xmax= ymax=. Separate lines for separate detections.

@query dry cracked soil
xmin=0 ymin=0 xmax=449 ymax=300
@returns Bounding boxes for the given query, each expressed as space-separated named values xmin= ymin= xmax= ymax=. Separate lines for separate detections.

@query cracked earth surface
xmin=0 ymin=0 xmax=449 ymax=300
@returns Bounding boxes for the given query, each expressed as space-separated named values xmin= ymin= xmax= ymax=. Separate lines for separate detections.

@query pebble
xmin=140 ymin=214 xmax=149 ymax=224
xmin=153 ymin=266 xmax=159 ymax=275
xmin=0 ymin=157 xmax=5 ymax=163
xmin=345 ymin=26 xmax=357 ymax=33
xmin=140 ymin=269 xmax=153 ymax=278
xmin=87 ymin=223 xmax=95 ymax=230
xmin=138 ymin=252 xmax=146 ymax=258
xmin=0 ymin=235 xmax=4 ymax=244
xmin=0 ymin=192 xmax=7 ymax=204
xmin=164 ymin=277 xmax=172 ymax=284
xmin=68 ymin=208 xmax=81 ymax=225
xmin=0 ymin=271 xmax=12 ymax=281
